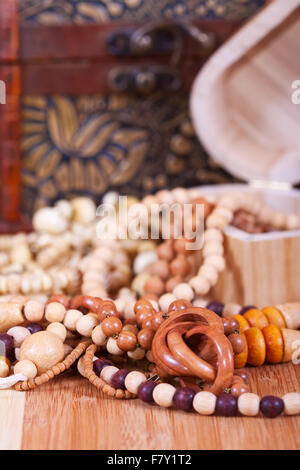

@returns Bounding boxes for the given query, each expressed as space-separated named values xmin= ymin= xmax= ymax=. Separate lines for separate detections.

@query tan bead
xmin=193 ymin=391 xmax=216 ymax=415
xmin=144 ymin=276 xmax=165 ymax=296
xmin=276 ymin=303 xmax=300 ymax=329
xmin=19 ymin=331 xmax=64 ymax=374
xmin=106 ymin=337 xmax=124 ymax=355
xmin=165 ymin=276 xmax=182 ymax=292
xmin=205 ymin=255 xmax=225 ymax=272
xmin=131 ymin=273 xmax=150 ymax=296
xmin=76 ymin=313 xmax=98 ymax=337
xmin=100 ymin=365 xmax=119 ymax=384
xmin=14 ymin=359 xmax=37 ymax=380
xmin=204 ymin=228 xmax=223 ymax=243
xmin=127 ymin=347 xmax=145 ymax=360
xmin=0 ymin=303 xmax=24 ymax=332
xmin=63 ymin=309 xmax=83 ymax=331
xmin=238 ymin=393 xmax=260 ymax=416
xmin=7 ymin=326 xmax=30 ymax=347
xmin=45 ymin=302 xmax=66 ymax=323
xmin=189 ymin=276 xmax=210 ymax=296
xmin=157 ymin=242 xmax=174 ymax=261
xmin=202 ymin=241 xmax=224 ymax=257
xmin=148 ymin=260 xmax=170 ymax=280
xmin=15 ymin=348 xmax=20 ymax=361
xmin=124 ymin=371 xmax=146 ymax=394
xmin=283 ymin=393 xmax=300 ymax=415
xmin=0 ymin=360 xmax=9 ymax=378
xmin=46 ymin=322 xmax=67 ymax=342
xmin=173 ymin=283 xmax=194 ymax=301
xmin=198 ymin=264 xmax=218 ymax=285
xmin=63 ymin=344 xmax=73 ymax=357
xmin=123 ymin=324 xmax=139 ymax=335
xmin=170 ymin=256 xmax=190 ymax=277
xmin=146 ymin=350 xmax=153 ymax=362
xmin=91 ymin=324 xmax=107 ymax=346
xmin=24 ymin=300 xmax=44 ymax=322
xmin=159 ymin=293 xmax=176 ymax=313
xmin=223 ymin=303 xmax=242 ymax=317
xmin=206 ymin=213 xmax=228 ymax=230
xmin=153 ymin=383 xmax=176 ymax=407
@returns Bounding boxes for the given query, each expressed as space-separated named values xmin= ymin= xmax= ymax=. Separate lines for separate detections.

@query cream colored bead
xmin=102 ymin=191 xmax=119 ymax=206
xmin=148 ymin=299 xmax=159 ymax=312
xmin=7 ymin=326 xmax=30 ymax=347
xmin=198 ymin=264 xmax=218 ymax=285
xmin=106 ymin=337 xmax=124 ymax=355
xmin=223 ymin=303 xmax=241 ymax=317
xmin=159 ymin=293 xmax=176 ymax=313
xmin=133 ymin=251 xmax=157 ymax=275
xmin=193 ymin=391 xmax=216 ymax=415
xmin=76 ymin=313 xmax=98 ymax=337
xmin=11 ymin=244 xmax=32 ymax=264
xmin=15 ymin=348 xmax=20 ymax=361
xmin=33 ymin=207 xmax=68 ymax=234
xmin=203 ymin=241 xmax=224 ymax=257
xmin=19 ymin=331 xmax=64 ymax=375
xmin=46 ymin=322 xmax=67 ymax=342
xmin=114 ymin=298 xmax=125 ymax=314
xmin=14 ymin=359 xmax=37 ymax=380
xmin=91 ymin=324 xmax=107 ymax=346
xmin=172 ymin=187 xmax=189 ymax=204
xmin=63 ymin=309 xmax=83 ymax=331
xmin=71 ymin=197 xmax=96 ymax=224
xmin=100 ymin=365 xmax=119 ymax=384
xmin=206 ymin=213 xmax=228 ymax=230
xmin=124 ymin=371 xmax=146 ymax=394
xmin=283 ymin=393 xmax=300 ymax=415
xmin=127 ymin=347 xmax=145 ymax=360
xmin=238 ymin=393 xmax=260 ymax=416
xmin=123 ymin=300 xmax=136 ymax=321
xmin=45 ymin=302 xmax=66 ymax=323
xmin=193 ymin=297 xmax=209 ymax=308
xmin=0 ymin=360 xmax=9 ymax=378
xmin=153 ymin=383 xmax=176 ymax=408
xmin=24 ymin=300 xmax=44 ymax=322
xmin=131 ymin=272 xmax=150 ymax=296
xmin=173 ymin=283 xmax=194 ymax=301
xmin=204 ymin=228 xmax=223 ymax=243
xmin=205 ymin=255 xmax=225 ymax=272
xmin=213 ymin=206 xmax=233 ymax=222
xmin=286 ymin=214 xmax=300 ymax=231
xmin=189 ymin=276 xmax=210 ymax=296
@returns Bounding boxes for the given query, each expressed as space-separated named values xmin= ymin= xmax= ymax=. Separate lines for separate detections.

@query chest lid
xmin=190 ymin=0 xmax=300 ymax=185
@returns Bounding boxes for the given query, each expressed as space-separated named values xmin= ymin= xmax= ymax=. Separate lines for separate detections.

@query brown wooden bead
xmin=142 ymin=316 xmax=154 ymax=329
xmin=151 ymin=312 xmax=168 ymax=331
xmin=101 ymin=316 xmax=122 ymax=337
xmin=98 ymin=300 xmax=118 ymax=322
xmin=157 ymin=241 xmax=175 ymax=261
xmin=116 ymin=330 xmax=137 ymax=352
xmin=141 ymin=293 xmax=159 ymax=303
xmin=148 ymin=260 xmax=170 ymax=280
xmin=136 ymin=309 xmax=153 ymax=327
xmin=228 ymin=333 xmax=246 ymax=354
xmin=170 ymin=255 xmax=191 ymax=277
xmin=223 ymin=316 xmax=240 ymax=335
xmin=134 ymin=299 xmax=154 ymax=315
xmin=231 ymin=381 xmax=250 ymax=397
xmin=144 ymin=276 xmax=165 ymax=296
xmin=174 ymin=238 xmax=191 ymax=254
xmin=234 ymin=370 xmax=250 ymax=385
xmin=165 ymin=276 xmax=183 ymax=292
xmin=137 ymin=328 xmax=155 ymax=350
xmin=168 ymin=299 xmax=193 ymax=313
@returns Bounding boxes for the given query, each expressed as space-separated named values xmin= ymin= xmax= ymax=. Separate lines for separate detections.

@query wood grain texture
xmin=0 ymin=362 xmax=294 ymax=450
xmin=0 ymin=390 xmax=25 ymax=450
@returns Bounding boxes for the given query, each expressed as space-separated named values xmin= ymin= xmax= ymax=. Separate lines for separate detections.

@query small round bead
xmin=101 ymin=317 xmax=122 ymax=337
xmin=7 ymin=326 xmax=30 ymax=347
xmin=63 ymin=309 xmax=83 ymax=331
xmin=0 ymin=333 xmax=14 ymax=356
xmin=117 ymin=330 xmax=137 ymax=352
xmin=228 ymin=333 xmax=246 ymax=354
xmin=170 ymin=256 xmax=190 ymax=277
xmin=0 ymin=360 xmax=9 ymax=378
xmin=144 ymin=276 xmax=165 ymax=296
xmin=234 ymin=370 xmax=250 ymax=385
xmin=45 ymin=302 xmax=66 ymax=323
xmin=173 ymin=387 xmax=195 ymax=411
xmin=76 ymin=314 xmax=98 ymax=337
xmin=111 ymin=369 xmax=130 ymax=390
xmin=106 ymin=337 xmax=124 ymax=355
xmin=222 ymin=317 xmax=239 ymax=335
xmin=91 ymin=324 xmax=107 ymax=346
xmin=173 ymin=283 xmax=194 ymax=301
xmin=127 ymin=347 xmax=145 ymax=360
xmin=14 ymin=359 xmax=37 ymax=379
xmin=207 ymin=301 xmax=224 ymax=316
xmin=282 ymin=393 xmax=300 ymax=415
xmin=168 ymin=299 xmax=192 ymax=313
xmin=240 ymin=305 xmax=256 ymax=315
xmin=93 ymin=359 xmax=111 ymax=376
xmin=165 ymin=276 xmax=182 ymax=292
xmin=159 ymin=293 xmax=176 ymax=313
xmin=193 ymin=391 xmax=216 ymax=415
xmin=100 ymin=365 xmax=119 ymax=384
xmin=148 ymin=260 xmax=170 ymax=280
xmin=124 ymin=371 xmax=147 ymax=394
xmin=137 ymin=328 xmax=154 ymax=350
xmin=46 ymin=322 xmax=67 ymax=342
xmin=216 ymin=393 xmax=237 ymax=416
xmin=188 ymin=276 xmax=210 ymax=296
xmin=260 ymin=395 xmax=284 ymax=418
xmin=136 ymin=308 xmax=154 ymax=327
xmin=205 ymin=255 xmax=225 ymax=272
xmin=24 ymin=300 xmax=44 ymax=322
xmin=157 ymin=241 xmax=174 ymax=261
xmin=138 ymin=380 xmax=157 ymax=403
xmin=223 ymin=303 xmax=241 ymax=317
xmin=151 ymin=312 xmax=167 ymax=331
xmin=231 ymin=382 xmax=249 ymax=397
xmin=26 ymin=323 xmax=43 ymax=334
xmin=153 ymin=383 xmax=176 ymax=408
xmin=238 ymin=393 xmax=260 ymax=416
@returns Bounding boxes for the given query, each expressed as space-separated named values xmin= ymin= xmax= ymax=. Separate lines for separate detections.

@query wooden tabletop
xmin=1 ymin=362 xmax=299 ymax=450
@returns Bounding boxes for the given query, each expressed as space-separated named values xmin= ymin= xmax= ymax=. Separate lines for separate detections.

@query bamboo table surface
xmin=1 ymin=362 xmax=299 ymax=450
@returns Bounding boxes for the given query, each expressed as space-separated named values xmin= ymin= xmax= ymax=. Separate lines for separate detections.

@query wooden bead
xmin=262 ymin=324 xmax=283 ymax=364
xmin=238 ymin=393 xmax=260 ymax=416
xmin=228 ymin=333 xmax=246 ymax=354
xmin=127 ymin=347 xmax=145 ymax=360
xmin=233 ymin=314 xmax=250 ymax=333
xmin=0 ymin=360 xmax=9 ymax=378
xmin=283 ymin=393 xmax=300 ymax=415
xmin=19 ymin=331 xmax=64 ymax=374
xmin=106 ymin=337 xmax=124 ymax=355
xmin=124 ymin=371 xmax=146 ymax=394
xmin=198 ymin=264 xmax=218 ymax=285
xmin=148 ymin=260 xmax=170 ymax=280
xmin=189 ymin=276 xmax=210 ymax=296
xmin=100 ymin=365 xmax=119 ymax=384
xmin=223 ymin=303 xmax=241 ymax=317
xmin=63 ymin=309 xmax=83 ymax=331
xmin=170 ymin=256 xmax=190 ymax=277
xmin=231 ymin=382 xmax=249 ymax=397
xmin=117 ymin=330 xmax=137 ymax=352
xmin=281 ymin=328 xmax=300 ymax=362
xmin=193 ymin=391 xmax=216 ymax=415
xmin=244 ymin=309 xmax=268 ymax=329
xmin=276 ymin=303 xmax=300 ymax=329
xmin=233 ymin=333 xmax=248 ymax=368
xmin=203 ymin=241 xmax=224 ymax=257
xmin=91 ymin=324 xmax=107 ymax=346
xmin=7 ymin=326 xmax=30 ymax=347
xmin=123 ymin=324 xmax=139 ymax=335
xmin=76 ymin=313 xmax=98 ymax=337
xmin=262 ymin=306 xmax=286 ymax=329
xmin=14 ymin=359 xmax=37 ymax=380
xmin=153 ymin=383 xmax=176 ymax=408
xmin=204 ymin=228 xmax=223 ymax=243
xmin=159 ymin=293 xmax=176 ymax=313
xmin=165 ymin=276 xmax=182 ymax=292
xmin=101 ymin=317 xmax=122 ymax=337
xmin=45 ymin=302 xmax=66 ymax=323
xmin=0 ymin=303 xmax=24 ymax=332
xmin=144 ymin=276 xmax=165 ymax=296
xmin=137 ymin=328 xmax=154 ymax=350
xmin=46 ymin=322 xmax=67 ymax=343
xmin=244 ymin=327 xmax=266 ymax=366
xmin=157 ymin=242 xmax=174 ymax=261
xmin=24 ymin=300 xmax=44 ymax=322
xmin=173 ymin=283 xmax=194 ymax=301
xmin=204 ymin=255 xmax=225 ymax=272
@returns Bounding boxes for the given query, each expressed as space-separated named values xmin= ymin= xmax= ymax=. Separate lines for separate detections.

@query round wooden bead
xmin=152 ymin=383 xmax=176 ymax=408
xmin=91 ymin=324 xmax=107 ymax=346
xmin=46 ymin=322 xmax=67 ymax=343
xmin=144 ymin=276 xmax=165 ymax=296
xmin=124 ymin=371 xmax=146 ymax=394
xmin=19 ymin=331 xmax=64 ymax=374
xmin=157 ymin=242 xmax=174 ymax=261
xmin=100 ymin=365 xmax=119 ymax=384
xmin=63 ymin=309 xmax=83 ymax=331
xmin=117 ymin=330 xmax=137 ymax=352
xmin=24 ymin=300 xmax=44 ymax=322
xmin=14 ymin=359 xmax=37 ymax=380
xmin=137 ymin=328 xmax=154 ymax=350
xmin=101 ymin=317 xmax=122 ymax=337
xmin=0 ymin=360 xmax=9 ymax=378
xmin=204 ymin=255 xmax=225 ymax=272
xmin=106 ymin=337 xmax=124 ymax=355
xmin=45 ymin=302 xmax=66 ymax=323
xmin=170 ymin=256 xmax=190 ymax=277
xmin=198 ymin=264 xmax=218 ymax=285
xmin=7 ymin=326 xmax=30 ymax=347
xmin=223 ymin=303 xmax=241 ymax=317
xmin=123 ymin=324 xmax=139 ymax=335
xmin=148 ymin=260 xmax=170 ymax=280
xmin=282 ymin=393 xmax=300 ymax=415
xmin=173 ymin=283 xmax=194 ymax=301
xmin=238 ymin=393 xmax=260 ymax=416
xmin=244 ymin=309 xmax=268 ymax=329
xmin=203 ymin=241 xmax=224 ymax=257
xmin=159 ymin=293 xmax=176 ymax=313
xmin=193 ymin=391 xmax=216 ymax=415
xmin=76 ymin=313 xmax=98 ymax=337
xmin=127 ymin=347 xmax=145 ymax=360
xmin=165 ymin=276 xmax=182 ymax=292
xmin=189 ymin=276 xmax=210 ymax=296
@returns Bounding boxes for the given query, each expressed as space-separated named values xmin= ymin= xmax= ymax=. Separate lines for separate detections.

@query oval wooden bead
xmin=276 ymin=303 xmax=300 ymax=330
xmin=238 ymin=393 xmax=260 ymax=416
xmin=243 ymin=309 xmax=268 ymax=330
xmin=46 ymin=322 xmax=67 ymax=343
xmin=159 ymin=293 xmax=176 ymax=313
xmin=152 ymin=383 xmax=176 ymax=408
xmin=117 ymin=330 xmax=137 ymax=352
xmin=124 ymin=371 xmax=146 ymax=394
xmin=233 ymin=333 xmax=248 ymax=369
xmin=19 ymin=331 xmax=64 ymax=374
xmin=173 ymin=283 xmax=194 ymax=301
xmin=262 ymin=324 xmax=283 ymax=364
xmin=244 ymin=327 xmax=266 ymax=366
xmin=106 ymin=337 xmax=124 ymax=356
xmin=45 ymin=302 xmax=66 ymax=323
xmin=0 ymin=303 xmax=24 ymax=332
xmin=63 ymin=309 xmax=83 ymax=331
xmin=7 ymin=326 xmax=30 ymax=347
xmin=283 ymin=393 xmax=300 ymax=415
xmin=262 ymin=306 xmax=286 ymax=329
xmin=100 ymin=365 xmax=119 ymax=385
xmin=91 ymin=324 xmax=107 ymax=346
xmin=14 ymin=359 xmax=37 ymax=380
xmin=193 ymin=391 xmax=216 ymax=415
xmin=76 ymin=313 xmax=98 ymax=337
xmin=24 ymin=300 xmax=44 ymax=322
xmin=127 ymin=347 xmax=145 ymax=360
xmin=223 ymin=303 xmax=241 ymax=317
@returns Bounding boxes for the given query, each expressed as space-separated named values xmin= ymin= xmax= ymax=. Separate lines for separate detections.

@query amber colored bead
xmin=142 ymin=316 xmax=154 ymax=329
xmin=168 ymin=299 xmax=192 ymax=313
xmin=157 ymin=241 xmax=174 ymax=261
xmin=144 ymin=276 xmax=165 ymax=296
xmin=98 ymin=301 xmax=118 ymax=322
xmin=101 ymin=316 xmax=122 ymax=337
xmin=262 ymin=324 xmax=284 ymax=364
xmin=244 ymin=327 xmax=266 ymax=366
xmin=228 ymin=333 xmax=246 ymax=354
xmin=262 ymin=306 xmax=286 ymax=329
xmin=231 ymin=382 xmax=250 ymax=397
xmin=148 ymin=260 xmax=170 ymax=280
xmin=170 ymin=255 xmax=190 ymax=277
xmin=117 ymin=330 xmax=137 ymax=352
xmin=137 ymin=328 xmax=155 ymax=350
xmin=222 ymin=316 xmax=240 ymax=335
xmin=136 ymin=309 xmax=153 ymax=327
xmin=151 ymin=312 xmax=168 ymax=331
xmin=165 ymin=276 xmax=183 ymax=292
xmin=134 ymin=299 xmax=154 ymax=315
xmin=234 ymin=334 xmax=248 ymax=368
xmin=243 ymin=309 xmax=269 ymax=330
xmin=233 ymin=314 xmax=250 ymax=333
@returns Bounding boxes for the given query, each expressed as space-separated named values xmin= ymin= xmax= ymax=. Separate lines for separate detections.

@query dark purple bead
xmin=93 ymin=359 xmax=111 ymax=377
xmin=26 ymin=323 xmax=43 ymax=334
xmin=111 ymin=369 xmax=130 ymax=390
xmin=260 ymin=395 xmax=283 ymax=418
xmin=138 ymin=380 xmax=157 ymax=403
xmin=0 ymin=333 xmax=14 ymax=356
xmin=173 ymin=387 xmax=196 ymax=411
xmin=239 ymin=305 xmax=256 ymax=315
xmin=206 ymin=301 xmax=224 ymax=317
xmin=216 ymin=393 xmax=237 ymax=416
